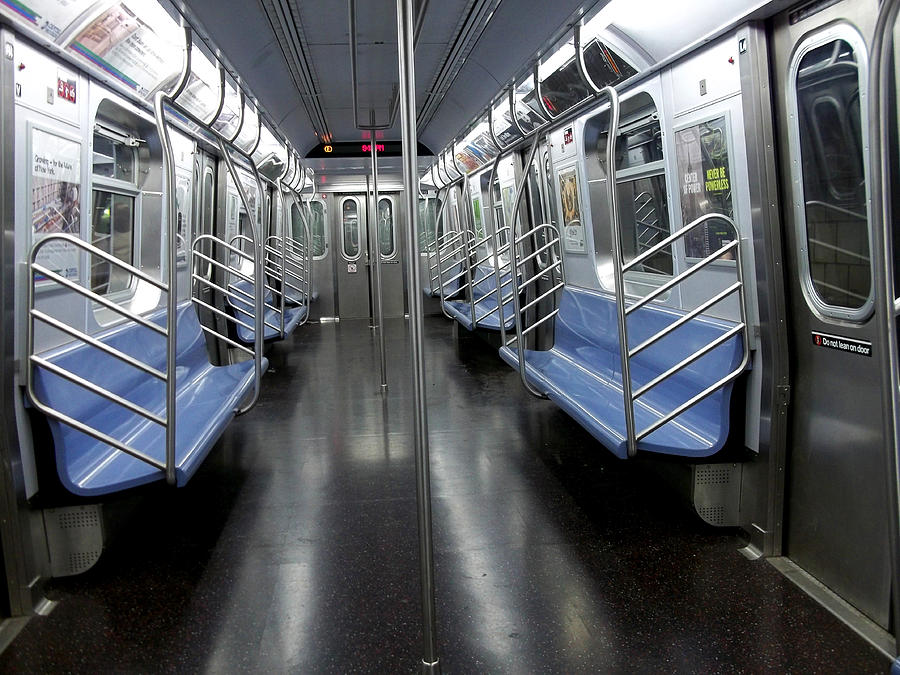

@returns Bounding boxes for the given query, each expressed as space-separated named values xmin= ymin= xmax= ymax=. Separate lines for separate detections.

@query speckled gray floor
xmin=0 ymin=315 xmax=891 ymax=673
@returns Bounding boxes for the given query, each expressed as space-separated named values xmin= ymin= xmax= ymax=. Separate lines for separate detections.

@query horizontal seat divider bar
xmin=35 ymin=234 xmax=168 ymax=291
xmin=222 ymin=282 xmax=283 ymax=313
xmin=194 ymin=234 xmax=253 ymax=264
xmin=626 ymin=240 xmax=739 ymax=314
xmin=625 ymin=214 xmax=738 ymax=272
xmin=28 ymin=398 xmax=166 ymax=470
xmin=441 ymin=270 xmax=469 ymax=286
xmin=635 ymin=363 xmax=747 ymax=442
xmin=197 ymin=322 xmax=255 ymax=356
xmin=31 ymin=310 xmax=166 ymax=381
xmin=193 ymin=275 xmax=269 ymax=315
xmin=191 ymin=251 xmax=254 ymax=285
xmin=31 ymin=355 xmax=167 ymax=427
xmin=195 ymin=235 xmax=256 ymax=261
xmin=516 ymin=240 xmax=559 ymax=266
xmin=190 ymin=293 xmax=256 ymax=332
xmin=34 ymin=265 xmax=168 ymax=337
xmin=478 ymin=304 xmax=500 ymax=319
xmin=514 ymin=227 xmax=557 ymax=247
xmin=520 ymin=283 xmax=566 ymax=314
xmin=517 ymin=275 xmax=543 ymax=291
xmin=629 ymin=282 xmax=742 ymax=358
xmin=521 ymin=309 xmax=560 ymax=337
xmin=631 ymin=323 xmax=744 ymax=400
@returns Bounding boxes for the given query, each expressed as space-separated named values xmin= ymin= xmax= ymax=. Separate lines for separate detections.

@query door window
xmin=341 ymin=197 xmax=360 ymax=260
xmin=378 ymin=197 xmax=396 ymax=258
xmin=309 ymin=200 xmax=327 ymax=259
xmin=789 ymin=32 xmax=872 ymax=318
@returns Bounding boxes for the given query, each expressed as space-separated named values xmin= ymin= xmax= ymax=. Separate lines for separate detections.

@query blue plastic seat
xmin=500 ymin=286 xmax=747 ymax=458
xmin=227 ymin=279 xmax=307 ymax=342
xmin=443 ymin=264 xmax=515 ymax=331
xmin=31 ymin=303 xmax=267 ymax=496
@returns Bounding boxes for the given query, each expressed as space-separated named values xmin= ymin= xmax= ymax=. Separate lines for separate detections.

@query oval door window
xmin=378 ymin=197 xmax=395 ymax=258
xmin=342 ymin=198 xmax=360 ymax=260
xmin=790 ymin=31 xmax=873 ymax=320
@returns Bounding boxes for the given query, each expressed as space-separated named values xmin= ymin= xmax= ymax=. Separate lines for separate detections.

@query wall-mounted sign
xmin=674 ymin=115 xmax=735 ymax=260
xmin=31 ymin=126 xmax=81 ymax=282
xmin=56 ymin=76 xmax=75 ymax=103
xmin=811 ymin=331 xmax=872 ymax=357
xmin=559 ymin=167 xmax=585 ymax=253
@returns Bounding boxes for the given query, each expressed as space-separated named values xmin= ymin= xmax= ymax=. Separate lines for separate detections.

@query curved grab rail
xmin=191 ymin=233 xmax=280 ymax=345
xmin=26 ymin=234 xmax=172 ymax=476
xmin=504 ymin=223 xmax=565 ymax=356
xmin=615 ymin=213 xmax=750 ymax=454
xmin=498 ymin=135 xmax=545 ymax=397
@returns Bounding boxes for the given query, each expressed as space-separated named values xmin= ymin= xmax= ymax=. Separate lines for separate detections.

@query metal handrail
xmin=504 ymin=222 xmax=565 ymax=379
xmin=498 ymin=136 xmax=548 ymax=396
xmin=434 ymin=227 xmax=468 ymax=319
xmin=611 ymin=212 xmax=750 ymax=453
xmin=155 ymin=28 xmax=266 ymax=420
xmin=191 ymin=234 xmax=271 ymax=351
xmin=285 ymin=187 xmax=314 ymax=329
xmin=26 ymin=234 xmax=173 ymax=477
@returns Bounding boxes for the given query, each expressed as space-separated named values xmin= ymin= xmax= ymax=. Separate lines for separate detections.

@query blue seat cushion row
xmin=227 ymin=279 xmax=306 ymax=342
xmin=31 ymin=302 xmax=267 ymax=496
xmin=500 ymin=286 xmax=746 ymax=459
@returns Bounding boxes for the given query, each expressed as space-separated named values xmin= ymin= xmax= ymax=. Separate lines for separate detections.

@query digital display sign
xmin=307 ymin=141 xmax=432 ymax=158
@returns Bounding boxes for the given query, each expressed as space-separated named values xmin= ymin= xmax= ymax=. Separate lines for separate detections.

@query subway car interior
xmin=0 ymin=0 xmax=900 ymax=671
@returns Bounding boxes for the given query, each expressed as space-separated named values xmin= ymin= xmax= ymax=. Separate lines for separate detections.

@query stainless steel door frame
xmin=335 ymin=193 xmax=370 ymax=319
xmin=771 ymin=0 xmax=891 ymax=628
xmin=308 ymin=194 xmax=335 ymax=321
xmin=370 ymin=191 xmax=406 ymax=318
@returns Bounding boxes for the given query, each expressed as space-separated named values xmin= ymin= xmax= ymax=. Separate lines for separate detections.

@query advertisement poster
xmin=69 ymin=3 xmax=180 ymax=97
xmin=32 ymin=127 xmax=81 ymax=281
xmin=559 ymin=167 xmax=585 ymax=253
xmin=2 ymin=0 xmax=87 ymax=40
xmin=674 ymin=116 xmax=735 ymax=260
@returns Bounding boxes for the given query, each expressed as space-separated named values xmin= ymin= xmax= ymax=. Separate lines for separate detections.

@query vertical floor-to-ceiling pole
xmin=396 ymin=0 xmax=439 ymax=671
xmin=371 ymin=132 xmax=388 ymax=392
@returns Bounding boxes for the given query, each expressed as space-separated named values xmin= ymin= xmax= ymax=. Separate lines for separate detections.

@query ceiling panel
xmin=180 ymin=0 xmax=597 ymax=164
xmin=419 ymin=0 xmax=586 ymax=152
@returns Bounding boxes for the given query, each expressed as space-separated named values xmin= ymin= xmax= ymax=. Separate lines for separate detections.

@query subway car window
xmin=418 ymin=197 xmax=438 ymax=252
xmin=596 ymin=96 xmax=672 ymax=275
xmin=342 ymin=198 xmax=360 ymax=259
xmin=90 ymin=132 xmax=137 ymax=295
xmin=794 ymin=37 xmax=871 ymax=312
xmin=378 ymin=197 xmax=395 ymax=258
xmin=309 ymin=201 xmax=327 ymax=258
